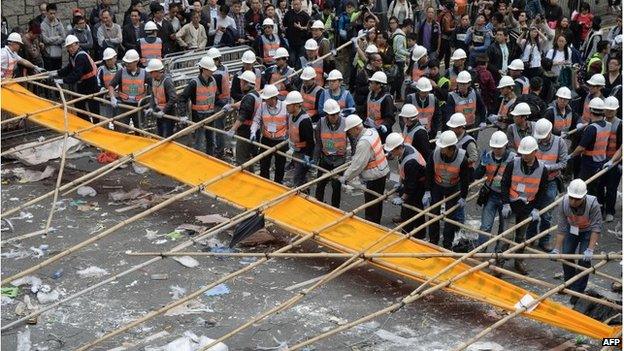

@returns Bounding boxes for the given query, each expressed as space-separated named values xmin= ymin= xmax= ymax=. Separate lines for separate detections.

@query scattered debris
xmin=466 ymin=342 xmax=504 ymax=351
xmin=374 ymin=328 xmax=419 ymax=346
xmin=169 ymin=285 xmax=187 ymax=299
xmin=172 ymin=256 xmax=199 ymax=268
xmin=9 ymin=211 xmax=34 ymax=220
xmin=7 ymin=166 xmax=56 ymax=183
xmin=132 ymin=163 xmax=149 ymax=174
xmin=77 ymin=266 xmax=109 ymax=278
xmin=145 ymin=331 xmax=228 ymax=351
xmin=1 ymin=296 xmax=14 ymax=306
xmin=257 ymin=337 xmax=289 ymax=351
xmin=145 ymin=229 xmax=161 ymax=240
xmin=1 ymin=249 xmax=32 ymax=260
xmin=150 ymin=274 xmax=169 ymax=280
xmin=16 ymin=327 xmax=31 ymax=351
xmin=165 ymin=299 xmax=213 ymax=316
xmin=195 ymin=214 xmax=228 ymax=224
xmin=51 ymin=269 xmax=64 ymax=279
xmin=229 ymin=213 xmax=265 ymax=248
xmin=204 ymin=284 xmax=230 ymax=297
xmin=328 ymin=315 xmax=348 ymax=325
xmin=109 ymin=188 xmax=149 ymax=202
xmin=77 ymin=186 xmax=97 ymax=197
xmin=11 ymin=275 xmax=43 ymax=293
xmin=1 ymin=287 xmax=19 ymax=298
xmin=96 ymin=151 xmax=119 ymax=164
xmin=36 ymin=285 xmax=60 ymax=304
xmin=5 ymin=137 xmax=84 ymax=165
xmin=175 ymin=224 xmax=207 ymax=236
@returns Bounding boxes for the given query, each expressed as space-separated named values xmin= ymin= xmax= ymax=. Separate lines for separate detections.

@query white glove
xmin=338 ymin=176 xmax=347 ymax=184
xmin=422 ymin=191 xmax=431 ymax=207
xmin=575 ymin=122 xmax=586 ymax=130
xmin=33 ymin=66 xmax=46 ymax=73
xmin=379 ymin=125 xmax=387 ymax=134
xmin=110 ymin=96 xmax=118 ymax=107
xmin=351 ymin=37 xmax=358 ymax=47
xmin=560 ymin=131 xmax=568 ymax=139
xmin=53 ymin=78 xmax=64 ymax=85
xmin=457 ymin=198 xmax=466 ymax=208
xmin=144 ymin=108 xmax=153 ymax=116
xmin=603 ymin=160 xmax=614 ymax=169
xmin=501 ymin=204 xmax=511 ymax=218
xmin=303 ymin=155 xmax=313 ymax=167
xmin=549 ymin=248 xmax=559 ymax=261
xmin=479 ymin=122 xmax=487 ymax=129
xmin=222 ymin=103 xmax=233 ymax=112
xmin=249 ymin=133 xmax=257 ymax=142
xmin=153 ymin=111 xmax=164 ymax=118
xmin=179 ymin=115 xmax=190 ymax=124
xmin=391 ymin=196 xmax=403 ymax=206
xmin=530 ymin=208 xmax=540 ymax=222
xmin=226 ymin=129 xmax=235 ymax=138
xmin=582 ymin=248 xmax=593 ymax=261
xmin=339 ymin=29 xmax=347 ymax=38
xmin=487 ymin=114 xmax=499 ymax=124
xmin=330 ymin=49 xmax=337 ymax=56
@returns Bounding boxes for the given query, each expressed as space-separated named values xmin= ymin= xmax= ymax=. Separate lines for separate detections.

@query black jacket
xmin=122 ymin=22 xmax=144 ymax=52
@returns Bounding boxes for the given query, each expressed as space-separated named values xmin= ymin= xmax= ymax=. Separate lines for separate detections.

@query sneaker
xmin=606 ymin=214 xmax=614 ymax=222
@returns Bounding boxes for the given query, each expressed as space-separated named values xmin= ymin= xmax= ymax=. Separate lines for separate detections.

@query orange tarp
xmin=1 ymin=84 xmax=619 ymax=340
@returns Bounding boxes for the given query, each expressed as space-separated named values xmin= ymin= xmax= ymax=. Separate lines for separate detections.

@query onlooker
xmin=122 ymin=9 xmax=145 ymax=52
xmin=151 ymin=3 xmax=176 ymax=55
xmin=244 ymin=0 xmax=264 ymax=40
xmin=230 ymin=0 xmax=248 ymax=45
xmin=68 ymin=16 xmax=93 ymax=54
xmin=283 ymin=0 xmax=311 ymax=66
xmin=416 ymin=6 xmax=441 ymax=59
xmin=40 ymin=3 xmax=65 ymax=71
xmin=96 ymin=9 xmax=122 ymax=58
xmin=176 ymin=11 xmax=207 ymax=49
xmin=90 ymin=0 xmax=116 ymax=29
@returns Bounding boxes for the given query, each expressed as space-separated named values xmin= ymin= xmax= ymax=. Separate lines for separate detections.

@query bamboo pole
xmin=1 ymin=71 xmax=53 ymax=85
xmin=453 ymin=260 xmax=610 ymax=351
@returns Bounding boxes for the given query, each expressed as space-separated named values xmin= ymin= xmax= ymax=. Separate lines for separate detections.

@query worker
xmin=231 ymin=50 xmax=262 ymax=101
xmin=567 ymin=97 xmax=611 ymax=197
xmin=405 ymin=77 xmax=442 ymax=139
xmin=262 ymin=47 xmax=295 ymax=100
xmin=144 ymin=59 xmax=177 ymax=137
xmin=551 ymin=179 xmax=602 ymax=301
xmin=367 ymin=71 xmax=395 ymax=142
xmin=138 ymin=21 xmax=162 ymax=66
xmin=527 ymin=119 xmax=568 ymax=251
xmin=544 ymin=87 xmax=578 ymax=137
xmin=177 ymin=56 xmax=221 ymax=155
xmin=499 ymin=136 xmax=549 ymax=275
xmin=445 ymin=48 xmax=468 ymax=91
xmin=97 ymin=47 xmax=122 ymax=119
xmin=309 ymin=19 xmax=331 ymax=58
xmin=207 ymin=47 xmax=231 ymax=159
xmin=299 ymin=38 xmax=325 ymax=86
xmin=488 ymin=76 xmax=517 ymax=131
xmin=447 ymin=113 xmax=478 ymax=173
xmin=299 ymin=66 xmax=324 ymax=123
xmin=474 ymin=131 xmax=516 ymax=246
xmin=406 ymin=44 xmax=428 ymax=94
xmin=255 ymin=18 xmax=284 ymax=66
xmin=600 ymin=97 xmax=621 ymax=222
xmin=1 ymin=32 xmax=44 ymax=79
xmin=339 ymin=114 xmax=389 ymax=224
xmin=400 ymin=104 xmax=431 ymax=161
xmin=251 ymin=84 xmax=289 ymax=184
xmin=446 ymin=70 xmax=486 ymax=130
xmin=506 ymin=102 xmax=535 ymax=151
xmin=108 ymin=49 xmax=150 ymax=132
xmin=314 ymin=99 xmax=353 ymax=208
xmin=425 ymin=130 xmax=470 ymax=249
xmin=227 ymin=70 xmax=261 ymax=166
xmin=285 ymin=91 xmax=315 ymax=187
xmin=318 ymin=70 xmax=355 ymax=117
xmin=508 ymin=59 xmax=530 ymax=96
xmin=55 ymin=34 xmax=99 ymax=120
xmin=384 ymin=132 xmax=427 ymax=237
xmin=580 ymin=74 xmax=606 ymax=124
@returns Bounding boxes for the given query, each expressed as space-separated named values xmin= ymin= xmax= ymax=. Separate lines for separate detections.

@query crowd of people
xmin=1 ymin=0 xmax=622 ymax=302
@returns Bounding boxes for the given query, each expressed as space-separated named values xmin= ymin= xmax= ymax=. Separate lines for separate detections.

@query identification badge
xmin=517 ymin=183 xmax=525 ymax=192
xmin=456 ymin=33 xmax=467 ymax=41
xmin=570 ymin=225 xmax=579 ymax=235
xmin=267 ymin=123 xmax=277 ymax=133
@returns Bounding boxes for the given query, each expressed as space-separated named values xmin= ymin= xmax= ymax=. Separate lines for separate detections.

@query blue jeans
xmin=526 ymin=180 xmax=558 ymax=246
xmin=429 ymin=185 xmax=464 ymax=249
xmin=562 ymin=231 xmax=592 ymax=293
xmin=478 ymin=192 xmax=505 ymax=246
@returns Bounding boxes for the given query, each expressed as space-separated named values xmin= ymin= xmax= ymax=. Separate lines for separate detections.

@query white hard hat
xmin=456 ymin=70 xmax=472 ymax=84
xmin=436 ymin=130 xmax=458 ymax=148
xmin=383 ymin=132 xmax=405 ymax=152
xmin=510 ymin=102 xmax=531 ymax=116
xmin=450 ymin=48 xmax=467 ymax=61
xmin=197 ymin=56 xmax=217 ymax=71
xmin=145 ymin=58 xmax=164 ymax=72
xmin=555 ymin=86 xmax=572 ymax=100
xmin=489 ymin=131 xmax=508 ymax=148
xmin=300 ymin=66 xmax=317 ymax=81
xmin=207 ymin=47 xmax=221 ymax=59
xmin=323 ymin=99 xmax=341 ymax=115
xmin=411 ymin=45 xmax=427 ymax=61
xmin=260 ymin=84 xmax=279 ymax=99
xmin=144 ymin=21 xmax=158 ymax=31
xmin=102 ymin=47 xmax=117 ymax=60
xmin=262 ymin=18 xmax=275 ymax=27
xmin=497 ymin=75 xmax=515 ymax=89
xmin=446 ymin=113 xmax=467 ymax=128
xmin=369 ymin=71 xmax=387 ymax=84
xmin=567 ymin=178 xmax=588 ymax=199
xmin=365 ymin=44 xmax=378 ymax=54
xmin=517 ymin=136 xmax=538 ymax=155
xmin=311 ymin=20 xmax=324 ymax=29
xmin=7 ymin=32 xmax=23 ymax=44
xmin=304 ymin=38 xmax=319 ymax=51
xmin=284 ymin=91 xmax=304 ymax=105
xmin=508 ymin=59 xmax=525 ymax=71
xmin=533 ymin=118 xmax=553 ymax=139
xmin=399 ymin=104 xmax=418 ymax=118
xmin=123 ymin=49 xmax=140 ymax=63
xmin=239 ymin=70 xmax=257 ymax=85
xmin=344 ymin=114 xmax=363 ymax=131
xmin=416 ymin=77 xmax=432 ymax=92
xmin=242 ymin=50 xmax=257 ymax=64
xmin=327 ymin=69 xmax=343 ymax=81
xmin=274 ymin=47 xmax=289 ymax=59
xmin=588 ymin=97 xmax=605 ymax=111
xmin=64 ymin=34 xmax=79 ymax=47
xmin=587 ymin=74 xmax=606 ymax=86
xmin=604 ymin=96 xmax=620 ymax=110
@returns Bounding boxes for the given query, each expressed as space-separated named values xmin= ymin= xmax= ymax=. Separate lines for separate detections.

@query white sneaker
xmin=606 ymin=214 xmax=614 ymax=222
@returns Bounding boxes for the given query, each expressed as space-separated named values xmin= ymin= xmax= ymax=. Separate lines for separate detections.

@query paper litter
xmin=77 ymin=186 xmax=97 ymax=197
xmin=172 ymin=256 xmax=199 ymax=268
xmin=169 ymin=285 xmax=187 ymax=299
xmin=4 ymin=137 xmax=84 ymax=166
xmin=77 ymin=266 xmax=109 ymax=278
xmin=145 ymin=331 xmax=228 ymax=351
xmin=195 ymin=214 xmax=228 ymax=224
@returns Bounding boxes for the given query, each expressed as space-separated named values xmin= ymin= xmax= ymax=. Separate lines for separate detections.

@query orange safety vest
xmin=260 ymin=100 xmax=288 ymax=139
xmin=360 ymin=128 xmax=388 ymax=170
xmin=582 ymin=121 xmax=612 ymax=162
xmin=433 ymin=147 xmax=466 ymax=187
xmin=269 ymin=65 xmax=294 ymax=98
xmin=515 ymin=76 xmax=530 ymax=95
xmin=324 ymin=88 xmax=350 ymax=109
xmin=98 ymin=64 xmax=119 ymax=89
xmin=140 ymin=37 xmax=162 ymax=60
xmin=71 ymin=50 xmax=97 ymax=81
xmin=535 ymin=135 xmax=564 ymax=180
xmin=450 ymin=90 xmax=477 ymax=125
xmin=261 ymin=34 xmax=280 ymax=65
xmin=301 ymin=84 xmax=322 ymax=118
xmin=509 ymin=157 xmax=545 ymax=203
xmin=498 ymin=97 xmax=515 ymax=120
xmin=446 ymin=67 xmax=460 ymax=91
xmin=118 ymin=68 xmax=147 ymax=103
xmin=402 ymin=123 xmax=426 ymax=146
xmin=483 ymin=151 xmax=515 ymax=193
xmin=581 ymin=94 xmax=596 ymax=124
xmin=607 ymin=117 xmax=621 ymax=157
xmin=549 ymin=104 xmax=573 ymax=134
xmin=411 ymin=63 xmax=426 ymax=82
xmin=562 ymin=195 xmax=596 ymax=232
xmin=319 ymin=116 xmax=347 ymax=156
xmin=509 ymin=121 xmax=535 ymax=150
xmin=191 ymin=76 xmax=217 ymax=113
xmin=399 ymin=144 xmax=426 ymax=181
xmin=367 ymin=91 xmax=388 ymax=127
xmin=152 ymin=76 xmax=171 ymax=111
xmin=215 ymin=65 xmax=231 ymax=100
xmin=288 ymin=112 xmax=310 ymax=151
xmin=414 ymin=93 xmax=436 ymax=132
xmin=301 ymin=54 xmax=324 ymax=87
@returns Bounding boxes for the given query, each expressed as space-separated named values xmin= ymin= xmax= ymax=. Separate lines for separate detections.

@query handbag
xmin=476 ymin=160 xmax=502 ymax=206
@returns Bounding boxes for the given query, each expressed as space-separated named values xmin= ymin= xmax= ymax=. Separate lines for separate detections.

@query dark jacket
xmin=416 ymin=20 xmax=441 ymax=53
xmin=57 ymin=51 xmax=99 ymax=93
xmin=122 ymin=22 xmax=145 ymax=52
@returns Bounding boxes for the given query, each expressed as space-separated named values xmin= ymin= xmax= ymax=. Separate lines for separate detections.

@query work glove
xmin=330 ymin=49 xmax=337 ymax=56
xmin=226 ymin=129 xmax=235 ymax=138
xmin=457 ymin=197 xmax=466 ymax=208
xmin=479 ymin=122 xmax=488 ymax=129
xmin=53 ymin=78 xmax=64 ymax=85
xmin=582 ymin=248 xmax=593 ymax=262
xmin=575 ymin=122 xmax=586 ymax=130
xmin=303 ymin=155 xmax=312 ymax=167
xmin=549 ymin=248 xmax=559 ymax=261
xmin=560 ymin=131 xmax=568 ymax=139
xmin=153 ymin=111 xmax=164 ymax=118
xmin=351 ymin=37 xmax=358 ymax=47
xmin=422 ymin=191 xmax=431 ymax=207
xmin=249 ymin=133 xmax=257 ymax=142
xmin=530 ymin=208 xmax=540 ymax=222
xmin=222 ymin=103 xmax=233 ymax=112
xmin=501 ymin=204 xmax=511 ymax=218
xmin=487 ymin=114 xmax=499 ymax=124
xmin=33 ymin=66 xmax=46 ymax=73
xmin=179 ymin=115 xmax=190 ymax=124
xmin=391 ymin=196 xmax=403 ymax=206
xmin=379 ymin=125 xmax=387 ymax=134
xmin=110 ymin=96 xmax=118 ymax=107
xmin=562 ymin=154 xmax=572 ymax=163
xmin=338 ymin=176 xmax=347 ymax=185
xmin=144 ymin=108 xmax=153 ymax=116
xmin=603 ymin=160 xmax=614 ymax=169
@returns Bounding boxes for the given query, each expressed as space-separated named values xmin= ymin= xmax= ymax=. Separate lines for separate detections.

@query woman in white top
xmin=545 ymin=34 xmax=572 ymax=76
xmin=517 ymin=26 xmax=546 ymax=78
xmin=387 ymin=0 xmax=413 ymax=24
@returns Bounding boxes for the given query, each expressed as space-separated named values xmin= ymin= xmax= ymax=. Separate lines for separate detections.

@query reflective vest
xmin=139 ymin=37 xmax=163 ymax=60
xmin=535 ymin=135 xmax=564 ymax=180
xmin=582 ymin=121 xmax=612 ymax=162
xmin=268 ymin=65 xmax=294 ymax=98
xmin=360 ymin=128 xmax=388 ymax=171
xmin=367 ymin=91 xmax=388 ymax=127
xmin=399 ymin=144 xmax=426 ymax=181
xmin=242 ymin=91 xmax=261 ymax=126
xmin=239 ymin=67 xmax=262 ymax=91
xmin=191 ymin=76 xmax=217 ymax=113
xmin=119 ymin=68 xmax=147 ymax=103
xmin=549 ymin=103 xmax=573 ymax=134
xmin=98 ymin=64 xmax=120 ymax=89
xmin=300 ymin=54 xmax=324 ymax=86
xmin=457 ymin=133 xmax=476 ymax=169
xmin=433 ymin=147 xmax=466 ymax=187
xmin=151 ymin=75 xmax=172 ymax=111
xmin=509 ymin=121 xmax=535 ymax=150
xmin=260 ymin=100 xmax=288 ymax=139
xmin=450 ymin=89 xmax=477 ymax=125
xmin=411 ymin=63 xmax=426 ymax=81
xmin=413 ymin=93 xmax=436 ymax=132
xmin=498 ymin=97 xmax=516 ymax=119
xmin=402 ymin=123 xmax=426 ymax=146
xmin=607 ymin=117 xmax=621 ymax=157
xmin=509 ymin=157 xmax=545 ymax=203
xmin=70 ymin=50 xmax=97 ymax=82
xmin=1 ymin=47 xmax=18 ymax=79
xmin=319 ymin=116 xmax=347 ymax=156
xmin=483 ymin=150 xmax=515 ymax=193
xmin=288 ymin=111 xmax=310 ymax=151
xmin=215 ymin=65 xmax=230 ymax=101
xmin=562 ymin=195 xmax=597 ymax=232
xmin=515 ymin=76 xmax=530 ymax=95
xmin=261 ymin=34 xmax=280 ymax=64
xmin=323 ymin=88 xmax=350 ymax=109
xmin=581 ymin=94 xmax=597 ymax=124
xmin=301 ymin=84 xmax=322 ymax=118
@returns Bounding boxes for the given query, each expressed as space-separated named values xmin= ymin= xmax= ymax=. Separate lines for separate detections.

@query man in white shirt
xmin=211 ymin=5 xmax=237 ymax=46
xmin=1 ymin=33 xmax=44 ymax=79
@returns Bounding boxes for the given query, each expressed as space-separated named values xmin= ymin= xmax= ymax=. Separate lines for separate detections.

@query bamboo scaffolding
xmin=1 ymin=71 xmax=53 ymax=85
